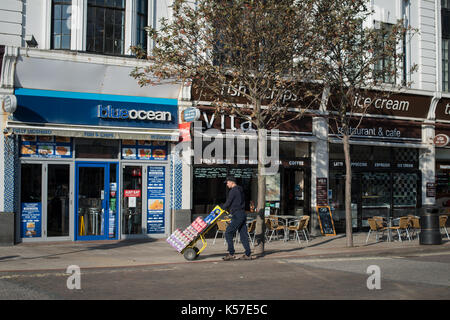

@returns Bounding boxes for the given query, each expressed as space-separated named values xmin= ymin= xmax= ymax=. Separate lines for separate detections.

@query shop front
xmin=327 ymin=90 xmax=431 ymax=232
xmin=190 ymin=105 xmax=313 ymax=219
xmin=192 ymin=157 xmax=310 ymax=217
xmin=434 ymin=96 xmax=450 ymax=213
xmin=329 ymin=144 xmax=421 ymax=232
xmin=8 ymin=88 xmax=178 ymax=242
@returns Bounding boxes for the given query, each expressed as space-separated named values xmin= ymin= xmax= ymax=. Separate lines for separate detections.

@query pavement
xmin=0 ymin=232 xmax=449 ymax=272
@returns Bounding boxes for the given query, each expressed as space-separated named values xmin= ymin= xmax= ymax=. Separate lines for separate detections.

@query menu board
xmin=317 ymin=206 xmax=336 ymax=236
xmin=21 ymin=202 xmax=42 ymax=238
xmin=228 ymin=167 xmax=257 ymax=179
xmin=20 ymin=136 xmax=72 ymax=158
xmin=193 ymin=167 xmax=257 ymax=179
xmin=194 ymin=167 xmax=228 ymax=178
xmin=121 ymin=140 xmax=168 ymax=160
xmin=316 ymin=177 xmax=328 ymax=206
xmin=147 ymin=166 xmax=165 ymax=234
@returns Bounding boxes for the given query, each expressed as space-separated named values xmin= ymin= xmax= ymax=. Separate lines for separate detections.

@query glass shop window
xmin=75 ymin=138 xmax=119 ymax=159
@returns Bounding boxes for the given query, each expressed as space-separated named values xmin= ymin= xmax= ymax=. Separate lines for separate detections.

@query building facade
xmin=0 ymin=0 xmax=449 ymax=243
xmin=175 ymin=0 xmax=450 ymax=235
xmin=0 ymin=0 xmax=189 ymax=242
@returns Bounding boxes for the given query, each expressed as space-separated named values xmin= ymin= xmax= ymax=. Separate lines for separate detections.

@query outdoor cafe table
xmin=272 ymin=215 xmax=302 ymax=241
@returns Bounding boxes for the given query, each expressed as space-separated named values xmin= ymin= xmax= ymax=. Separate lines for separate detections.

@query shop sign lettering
xmin=354 ymin=93 xmax=410 ymax=112
xmin=444 ymin=103 xmax=450 ymax=115
xmin=201 ymin=112 xmax=255 ymax=131
xmin=220 ymin=81 xmax=299 ymax=104
xmin=124 ymin=190 xmax=141 ymax=197
xmin=331 ymin=161 xmax=416 ymax=169
xmin=374 ymin=162 xmax=390 ymax=168
xmin=397 ymin=163 xmax=414 ymax=168
xmin=337 ymin=126 xmax=401 ymax=138
xmin=97 ymin=105 xmax=172 ymax=122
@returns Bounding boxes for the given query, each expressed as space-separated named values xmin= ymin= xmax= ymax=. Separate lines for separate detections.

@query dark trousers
xmin=225 ymin=211 xmax=251 ymax=256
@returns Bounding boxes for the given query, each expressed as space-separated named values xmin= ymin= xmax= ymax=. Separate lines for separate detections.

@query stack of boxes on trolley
xmin=166 ymin=206 xmax=224 ymax=253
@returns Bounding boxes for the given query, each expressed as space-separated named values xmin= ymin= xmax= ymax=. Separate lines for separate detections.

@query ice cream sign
xmin=97 ymin=105 xmax=173 ymax=122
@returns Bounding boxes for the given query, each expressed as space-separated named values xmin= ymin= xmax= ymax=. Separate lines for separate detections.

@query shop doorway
xmin=122 ymin=165 xmax=144 ymax=236
xmin=75 ymin=162 xmax=118 ymax=240
xmin=281 ymin=168 xmax=309 ymax=216
xmin=20 ymin=162 xmax=72 ymax=240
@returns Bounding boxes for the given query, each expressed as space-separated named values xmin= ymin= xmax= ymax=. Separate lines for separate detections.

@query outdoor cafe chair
xmin=366 ymin=218 xmax=387 ymax=244
xmin=373 ymin=216 xmax=387 ymax=227
xmin=387 ymin=216 xmax=412 ymax=242
xmin=287 ymin=216 xmax=309 ymax=244
xmin=247 ymin=219 xmax=256 ymax=247
xmin=213 ymin=219 xmax=228 ymax=245
xmin=408 ymin=215 xmax=421 ymax=239
xmin=266 ymin=217 xmax=285 ymax=242
xmin=300 ymin=215 xmax=311 ymax=241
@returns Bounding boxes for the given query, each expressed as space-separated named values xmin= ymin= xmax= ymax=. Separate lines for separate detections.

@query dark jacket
xmin=222 ymin=185 xmax=245 ymax=215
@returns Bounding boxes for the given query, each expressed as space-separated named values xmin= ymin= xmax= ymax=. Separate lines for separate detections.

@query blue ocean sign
xmin=13 ymin=88 xmax=178 ymax=129
xmin=97 ymin=105 xmax=173 ymax=122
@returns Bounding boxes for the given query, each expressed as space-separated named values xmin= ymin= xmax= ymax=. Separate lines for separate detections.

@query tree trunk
xmin=254 ymin=128 xmax=267 ymax=257
xmin=343 ymin=133 xmax=353 ymax=247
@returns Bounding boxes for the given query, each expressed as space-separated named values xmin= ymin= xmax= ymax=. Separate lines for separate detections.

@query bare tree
xmin=131 ymin=0 xmax=322 ymax=256
xmin=305 ymin=0 xmax=417 ymax=247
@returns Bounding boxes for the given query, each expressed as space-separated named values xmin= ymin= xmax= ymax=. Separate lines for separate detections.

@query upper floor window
xmin=136 ymin=0 xmax=148 ymax=52
xmin=86 ymin=0 xmax=125 ymax=55
xmin=51 ymin=0 xmax=72 ymax=50
xmin=374 ymin=22 xmax=396 ymax=84
xmin=443 ymin=1 xmax=450 ymax=91
xmin=444 ymin=39 xmax=450 ymax=92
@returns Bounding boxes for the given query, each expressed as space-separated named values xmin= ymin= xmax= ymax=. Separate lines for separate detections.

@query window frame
xmin=373 ymin=22 xmax=397 ymax=85
xmin=86 ymin=0 xmax=126 ymax=56
xmin=442 ymin=3 xmax=450 ymax=92
xmin=135 ymin=0 xmax=148 ymax=52
xmin=51 ymin=0 xmax=72 ymax=50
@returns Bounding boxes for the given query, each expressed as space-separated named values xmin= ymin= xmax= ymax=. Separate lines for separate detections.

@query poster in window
xmin=147 ymin=166 xmax=165 ymax=234
xmin=21 ymin=202 xmax=42 ymax=238
xmin=20 ymin=136 xmax=72 ymax=158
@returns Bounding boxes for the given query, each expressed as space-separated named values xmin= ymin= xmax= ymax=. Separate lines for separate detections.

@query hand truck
xmin=181 ymin=208 xmax=228 ymax=261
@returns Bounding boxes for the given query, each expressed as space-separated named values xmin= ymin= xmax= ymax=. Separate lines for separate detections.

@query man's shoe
xmin=239 ymin=254 xmax=253 ymax=260
xmin=222 ymin=254 xmax=237 ymax=261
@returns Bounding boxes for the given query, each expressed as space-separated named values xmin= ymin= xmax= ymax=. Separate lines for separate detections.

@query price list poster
xmin=147 ymin=166 xmax=166 ymax=233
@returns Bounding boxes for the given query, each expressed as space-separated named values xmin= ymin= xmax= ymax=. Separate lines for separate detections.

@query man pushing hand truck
xmin=221 ymin=176 xmax=253 ymax=261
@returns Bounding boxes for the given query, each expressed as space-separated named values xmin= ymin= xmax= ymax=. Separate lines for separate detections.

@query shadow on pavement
xmin=0 ymin=255 xmax=20 ymax=261
xmin=0 ymin=239 xmax=157 ymax=263
xmin=85 ymin=238 xmax=156 ymax=250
